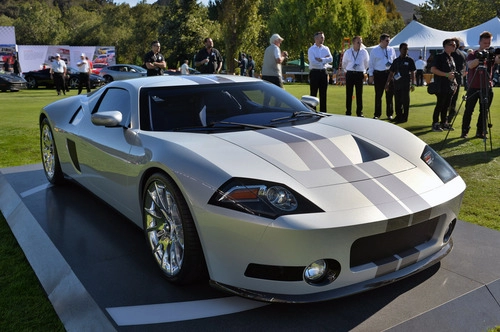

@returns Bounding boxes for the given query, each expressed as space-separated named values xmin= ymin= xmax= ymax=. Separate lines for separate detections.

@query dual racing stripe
xmin=258 ymin=126 xmax=437 ymax=278
xmin=258 ymin=127 xmax=432 ymax=222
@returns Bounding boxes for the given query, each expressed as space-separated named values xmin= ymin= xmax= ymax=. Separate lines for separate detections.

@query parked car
xmin=91 ymin=63 xmax=107 ymax=75
xmin=0 ymin=72 xmax=27 ymax=92
xmin=99 ymin=64 xmax=147 ymax=83
xmin=94 ymin=54 xmax=109 ymax=64
xmin=40 ymin=75 xmax=465 ymax=303
xmin=23 ymin=67 xmax=105 ymax=89
xmin=165 ymin=67 xmax=201 ymax=75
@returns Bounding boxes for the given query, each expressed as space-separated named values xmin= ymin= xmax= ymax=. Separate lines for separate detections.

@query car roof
xmin=109 ymin=74 xmax=262 ymax=89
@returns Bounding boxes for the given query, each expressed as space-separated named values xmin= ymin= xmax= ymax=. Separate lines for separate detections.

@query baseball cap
xmin=270 ymin=33 xmax=284 ymax=44
xmin=55 ymin=53 xmax=60 ymax=57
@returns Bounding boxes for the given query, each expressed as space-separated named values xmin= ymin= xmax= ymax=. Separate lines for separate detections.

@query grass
xmin=0 ymin=84 xmax=499 ymax=330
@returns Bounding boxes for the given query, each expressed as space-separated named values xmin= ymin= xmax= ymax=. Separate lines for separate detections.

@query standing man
xmin=238 ymin=53 xmax=247 ymax=76
xmin=385 ymin=43 xmax=416 ymax=123
xmin=143 ymin=41 xmax=166 ymax=76
xmin=76 ymin=53 xmax=91 ymax=94
xmin=430 ymin=39 xmax=458 ymax=132
xmin=461 ymin=31 xmax=500 ymax=138
xmin=247 ymin=55 xmax=255 ymax=78
xmin=262 ymin=33 xmax=287 ymax=88
xmin=342 ymin=36 xmax=369 ymax=117
xmin=50 ymin=53 xmax=67 ymax=96
xmin=195 ymin=37 xmax=223 ymax=74
xmin=12 ymin=55 xmax=22 ymax=76
xmin=368 ymin=33 xmax=396 ymax=119
xmin=308 ymin=31 xmax=333 ymax=112
xmin=447 ymin=37 xmax=466 ymax=128
xmin=415 ymin=56 xmax=426 ymax=86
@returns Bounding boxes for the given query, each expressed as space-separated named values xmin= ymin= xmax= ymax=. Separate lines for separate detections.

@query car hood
xmin=0 ymin=73 xmax=26 ymax=83
xmin=210 ymin=120 xmax=417 ymax=189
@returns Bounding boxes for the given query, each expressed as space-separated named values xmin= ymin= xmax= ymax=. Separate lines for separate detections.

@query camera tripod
xmin=440 ymin=60 xmax=494 ymax=152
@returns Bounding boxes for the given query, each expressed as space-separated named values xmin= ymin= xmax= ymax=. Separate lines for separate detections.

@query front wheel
xmin=103 ymin=75 xmax=113 ymax=83
xmin=142 ymin=173 xmax=206 ymax=284
xmin=40 ymin=118 xmax=65 ymax=184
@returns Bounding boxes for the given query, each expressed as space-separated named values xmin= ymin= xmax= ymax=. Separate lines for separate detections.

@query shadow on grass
xmin=409 ymin=102 xmax=436 ymax=108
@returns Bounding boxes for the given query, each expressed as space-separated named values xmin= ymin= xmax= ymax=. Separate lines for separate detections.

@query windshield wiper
xmin=211 ymin=121 xmax=273 ymax=130
xmin=271 ymin=111 xmax=328 ymax=123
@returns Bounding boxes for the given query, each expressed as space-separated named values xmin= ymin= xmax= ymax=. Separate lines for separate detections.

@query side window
xmin=94 ymin=88 xmax=131 ymax=127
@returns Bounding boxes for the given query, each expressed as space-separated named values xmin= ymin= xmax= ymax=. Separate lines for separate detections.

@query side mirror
xmin=301 ymin=95 xmax=319 ymax=109
xmin=91 ymin=111 xmax=123 ymax=127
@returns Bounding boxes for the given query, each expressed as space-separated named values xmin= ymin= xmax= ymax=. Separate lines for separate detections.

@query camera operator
xmin=460 ymin=31 xmax=500 ymax=138
xmin=430 ymin=38 xmax=458 ymax=132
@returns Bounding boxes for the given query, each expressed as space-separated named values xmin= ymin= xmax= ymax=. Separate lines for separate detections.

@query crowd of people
xmin=6 ymin=30 xmax=498 ymax=138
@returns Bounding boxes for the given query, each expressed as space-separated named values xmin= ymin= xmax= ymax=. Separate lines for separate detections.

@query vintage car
xmin=23 ymin=67 xmax=105 ymax=89
xmin=0 ymin=72 xmax=27 ymax=92
xmin=39 ymin=75 xmax=465 ymax=303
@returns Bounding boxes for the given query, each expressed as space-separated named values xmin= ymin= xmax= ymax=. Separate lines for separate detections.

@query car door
xmin=75 ymin=87 xmax=139 ymax=215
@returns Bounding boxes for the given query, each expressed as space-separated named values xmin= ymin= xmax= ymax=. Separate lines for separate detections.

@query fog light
xmin=304 ymin=259 xmax=341 ymax=286
xmin=304 ymin=260 xmax=327 ymax=282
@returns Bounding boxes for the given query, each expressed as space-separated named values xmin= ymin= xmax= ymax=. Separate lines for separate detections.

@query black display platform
xmin=1 ymin=164 xmax=499 ymax=331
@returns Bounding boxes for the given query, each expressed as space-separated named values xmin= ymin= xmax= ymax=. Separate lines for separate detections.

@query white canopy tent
xmin=369 ymin=17 xmax=500 ymax=60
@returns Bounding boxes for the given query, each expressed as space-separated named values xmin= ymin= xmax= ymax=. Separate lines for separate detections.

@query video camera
xmin=474 ymin=47 xmax=500 ymax=62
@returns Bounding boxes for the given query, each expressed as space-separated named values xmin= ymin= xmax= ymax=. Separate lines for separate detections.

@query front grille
xmin=350 ymin=216 xmax=439 ymax=268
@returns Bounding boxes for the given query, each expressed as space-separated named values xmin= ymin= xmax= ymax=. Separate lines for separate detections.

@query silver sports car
xmin=40 ymin=75 xmax=465 ymax=303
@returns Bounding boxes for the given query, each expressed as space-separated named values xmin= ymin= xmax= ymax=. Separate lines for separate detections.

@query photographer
xmin=461 ymin=31 xmax=500 ymax=138
xmin=430 ymin=39 xmax=458 ymax=132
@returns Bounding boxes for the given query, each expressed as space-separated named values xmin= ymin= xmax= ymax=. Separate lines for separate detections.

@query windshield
xmin=140 ymin=81 xmax=319 ymax=132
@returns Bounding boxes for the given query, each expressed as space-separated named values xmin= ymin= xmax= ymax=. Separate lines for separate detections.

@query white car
xmin=40 ymin=75 xmax=465 ymax=303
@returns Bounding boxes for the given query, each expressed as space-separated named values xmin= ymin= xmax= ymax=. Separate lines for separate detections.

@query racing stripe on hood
xmin=258 ymin=129 xmax=333 ymax=169
xmin=258 ymin=127 xmax=353 ymax=169
xmin=280 ymin=127 xmax=353 ymax=166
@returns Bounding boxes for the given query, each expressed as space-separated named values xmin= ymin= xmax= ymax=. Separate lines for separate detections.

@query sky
xmin=119 ymin=0 xmax=427 ymax=7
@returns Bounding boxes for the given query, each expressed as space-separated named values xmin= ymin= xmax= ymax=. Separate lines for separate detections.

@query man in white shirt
xmin=342 ymin=36 xmax=369 ymax=117
xmin=76 ymin=53 xmax=91 ymax=94
xmin=50 ymin=53 xmax=67 ymax=96
xmin=415 ymin=56 xmax=427 ymax=86
xmin=308 ymin=31 xmax=333 ymax=112
xmin=367 ymin=33 xmax=397 ymax=119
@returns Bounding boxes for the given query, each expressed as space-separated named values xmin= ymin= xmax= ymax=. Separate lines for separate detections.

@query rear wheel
xmin=40 ymin=118 xmax=64 ymax=184
xmin=68 ymin=77 xmax=79 ymax=89
xmin=25 ymin=76 xmax=37 ymax=89
xmin=142 ymin=173 xmax=206 ymax=284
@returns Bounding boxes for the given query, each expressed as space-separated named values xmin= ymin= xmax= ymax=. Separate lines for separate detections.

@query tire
xmin=25 ymin=76 xmax=37 ymax=89
xmin=68 ymin=77 xmax=79 ymax=89
xmin=40 ymin=118 xmax=65 ymax=185
xmin=103 ymin=75 xmax=113 ymax=83
xmin=142 ymin=173 xmax=206 ymax=284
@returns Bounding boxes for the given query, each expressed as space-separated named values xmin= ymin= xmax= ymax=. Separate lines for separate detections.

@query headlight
xmin=421 ymin=145 xmax=458 ymax=183
xmin=209 ymin=178 xmax=323 ymax=219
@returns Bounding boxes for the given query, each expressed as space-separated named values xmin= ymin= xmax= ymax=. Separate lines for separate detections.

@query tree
xmin=159 ymin=0 xmax=220 ymax=68
xmin=13 ymin=2 xmax=66 ymax=45
xmin=416 ymin=0 xmax=496 ymax=31
xmin=268 ymin=0 xmax=372 ymax=57
xmin=216 ymin=0 xmax=262 ymax=74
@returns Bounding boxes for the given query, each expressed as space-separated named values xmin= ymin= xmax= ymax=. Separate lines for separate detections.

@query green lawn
xmin=1 ymin=83 xmax=499 ymax=329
